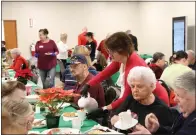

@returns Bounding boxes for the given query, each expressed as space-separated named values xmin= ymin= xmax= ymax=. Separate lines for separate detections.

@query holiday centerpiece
xmin=14 ymin=69 xmax=34 ymax=85
xmin=37 ymin=88 xmax=80 ymax=128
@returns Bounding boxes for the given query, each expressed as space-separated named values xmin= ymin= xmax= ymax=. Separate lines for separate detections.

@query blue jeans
xmin=39 ymin=66 xmax=56 ymax=89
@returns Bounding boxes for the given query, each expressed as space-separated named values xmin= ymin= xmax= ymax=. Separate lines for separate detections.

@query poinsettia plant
xmin=14 ymin=69 xmax=34 ymax=85
xmin=37 ymin=88 xmax=80 ymax=116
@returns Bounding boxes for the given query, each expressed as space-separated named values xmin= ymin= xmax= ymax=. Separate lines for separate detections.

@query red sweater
xmin=149 ymin=63 xmax=163 ymax=79
xmin=78 ymin=32 xmax=87 ymax=45
xmin=10 ymin=55 xmax=28 ymax=71
xmin=78 ymin=32 xmax=97 ymax=47
xmin=88 ymin=52 xmax=169 ymax=109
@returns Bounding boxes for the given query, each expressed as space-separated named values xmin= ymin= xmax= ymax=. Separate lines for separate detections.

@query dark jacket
xmin=157 ymin=111 xmax=196 ymax=135
xmin=188 ymin=61 xmax=196 ymax=70
xmin=149 ymin=63 xmax=163 ymax=79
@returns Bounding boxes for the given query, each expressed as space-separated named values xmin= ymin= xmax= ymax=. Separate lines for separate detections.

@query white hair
xmin=186 ymin=50 xmax=195 ymax=57
xmin=174 ymin=70 xmax=195 ymax=94
xmin=127 ymin=66 xmax=157 ymax=90
xmin=10 ymin=48 xmax=21 ymax=55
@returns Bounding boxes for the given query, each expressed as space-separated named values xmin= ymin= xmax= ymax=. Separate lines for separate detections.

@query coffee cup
xmin=77 ymin=110 xmax=86 ymax=121
xmin=72 ymin=117 xmax=83 ymax=130
xmin=119 ymin=111 xmax=132 ymax=128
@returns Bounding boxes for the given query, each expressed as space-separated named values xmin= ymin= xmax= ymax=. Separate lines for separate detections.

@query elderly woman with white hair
xmin=9 ymin=48 xmax=29 ymax=71
xmin=130 ymin=70 xmax=196 ymax=135
xmin=111 ymin=66 xmax=173 ymax=132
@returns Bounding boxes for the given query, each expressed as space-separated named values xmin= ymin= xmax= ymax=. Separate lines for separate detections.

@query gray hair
xmin=186 ymin=50 xmax=195 ymax=57
xmin=174 ymin=70 xmax=195 ymax=94
xmin=10 ymin=48 xmax=21 ymax=55
xmin=127 ymin=66 xmax=157 ymax=90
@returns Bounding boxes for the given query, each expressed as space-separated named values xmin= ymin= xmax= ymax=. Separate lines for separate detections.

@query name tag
xmin=39 ymin=45 xmax=44 ymax=48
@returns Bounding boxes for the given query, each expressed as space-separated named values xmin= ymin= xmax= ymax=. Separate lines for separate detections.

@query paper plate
xmin=114 ymin=118 xmax=138 ymax=130
xmin=41 ymin=128 xmax=80 ymax=134
xmin=62 ymin=112 xmax=78 ymax=121
xmin=32 ymin=119 xmax=46 ymax=129
xmin=84 ymin=124 xmax=122 ymax=134
xmin=28 ymin=131 xmax=40 ymax=134
xmin=26 ymin=95 xmax=39 ymax=103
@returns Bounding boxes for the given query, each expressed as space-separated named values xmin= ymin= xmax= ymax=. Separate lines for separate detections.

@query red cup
xmin=26 ymin=86 xmax=32 ymax=96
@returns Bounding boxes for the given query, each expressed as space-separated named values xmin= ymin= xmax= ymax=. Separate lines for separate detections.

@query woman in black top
xmin=85 ymin=32 xmax=96 ymax=61
xmin=111 ymin=66 xmax=175 ymax=133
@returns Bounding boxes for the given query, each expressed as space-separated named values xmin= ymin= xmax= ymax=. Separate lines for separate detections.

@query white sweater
xmin=57 ymin=41 xmax=68 ymax=60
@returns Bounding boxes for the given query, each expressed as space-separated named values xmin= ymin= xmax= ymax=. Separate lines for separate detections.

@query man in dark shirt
xmin=69 ymin=54 xmax=105 ymax=108
xmin=186 ymin=50 xmax=196 ymax=70
xmin=85 ymin=32 xmax=97 ymax=61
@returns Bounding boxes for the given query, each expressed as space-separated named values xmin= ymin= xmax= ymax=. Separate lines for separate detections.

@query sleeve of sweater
xmin=113 ymin=96 xmax=132 ymax=116
xmin=111 ymin=84 xmax=131 ymax=109
xmin=88 ymin=61 xmax=120 ymax=86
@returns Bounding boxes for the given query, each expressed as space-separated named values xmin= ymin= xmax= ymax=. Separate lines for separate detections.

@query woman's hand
xmin=130 ymin=124 xmax=151 ymax=134
xmin=111 ymin=115 xmax=119 ymax=125
xmin=145 ymin=113 xmax=160 ymax=133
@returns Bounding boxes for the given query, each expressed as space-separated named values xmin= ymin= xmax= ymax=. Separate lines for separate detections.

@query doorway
xmin=3 ymin=20 xmax=18 ymax=49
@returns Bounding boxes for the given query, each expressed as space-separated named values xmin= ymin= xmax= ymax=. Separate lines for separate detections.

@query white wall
xmin=138 ymin=2 xmax=195 ymax=60
xmin=2 ymin=2 xmax=195 ymax=59
xmin=2 ymin=2 xmax=139 ymax=58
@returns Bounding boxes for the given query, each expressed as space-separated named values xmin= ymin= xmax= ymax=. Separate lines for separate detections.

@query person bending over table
xmin=131 ymin=70 xmax=196 ymax=135
xmin=81 ymin=32 xmax=169 ymax=112
xmin=35 ymin=28 xmax=59 ymax=89
xmin=111 ymin=66 xmax=174 ymax=134
xmin=69 ymin=54 xmax=105 ymax=108
xmin=2 ymin=98 xmax=34 ymax=134
xmin=9 ymin=48 xmax=29 ymax=70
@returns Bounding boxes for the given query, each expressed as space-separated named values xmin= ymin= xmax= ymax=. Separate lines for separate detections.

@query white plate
xmin=114 ymin=118 xmax=138 ymax=130
xmin=32 ymin=119 xmax=46 ymax=128
xmin=62 ymin=112 xmax=78 ymax=121
xmin=28 ymin=131 xmax=40 ymax=134
xmin=57 ymin=102 xmax=71 ymax=109
xmin=84 ymin=124 xmax=122 ymax=134
xmin=26 ymin=95 xmax=39 ymax=103
xmin=41 ymin=128 xmax=80 ymax=134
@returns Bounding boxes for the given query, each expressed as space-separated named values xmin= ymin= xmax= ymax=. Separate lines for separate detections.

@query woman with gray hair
xmin=111 ymin=66 xmax=173 ymax=132
xmin=130 ymin=70 xmax=196 ymax=135
xmin=9 ymin=48 xmax=29 ymax=70
xmin=2 ymin=99 xmax=34 ymax=134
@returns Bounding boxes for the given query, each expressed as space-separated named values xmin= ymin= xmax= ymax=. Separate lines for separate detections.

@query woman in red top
xmin=10 ymin=48 xmax=29 ymax=71
xmin=149 ymin=52 xmax=166 ymax=79
xmin=81 ymin=32 xmax=169 ymax=112
xmin=35 ymin=29 xmax=59 ymax=89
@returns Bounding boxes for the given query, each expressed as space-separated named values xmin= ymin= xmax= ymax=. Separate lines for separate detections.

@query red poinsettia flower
xmin=37 ymin=88 xmax=81 ymax=116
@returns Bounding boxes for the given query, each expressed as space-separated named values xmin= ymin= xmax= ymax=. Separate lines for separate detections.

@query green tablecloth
xmin=31 ymin=106 xmax=97 ymax=133
xmin=6 ymin=69 xmax=40 ymax=94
